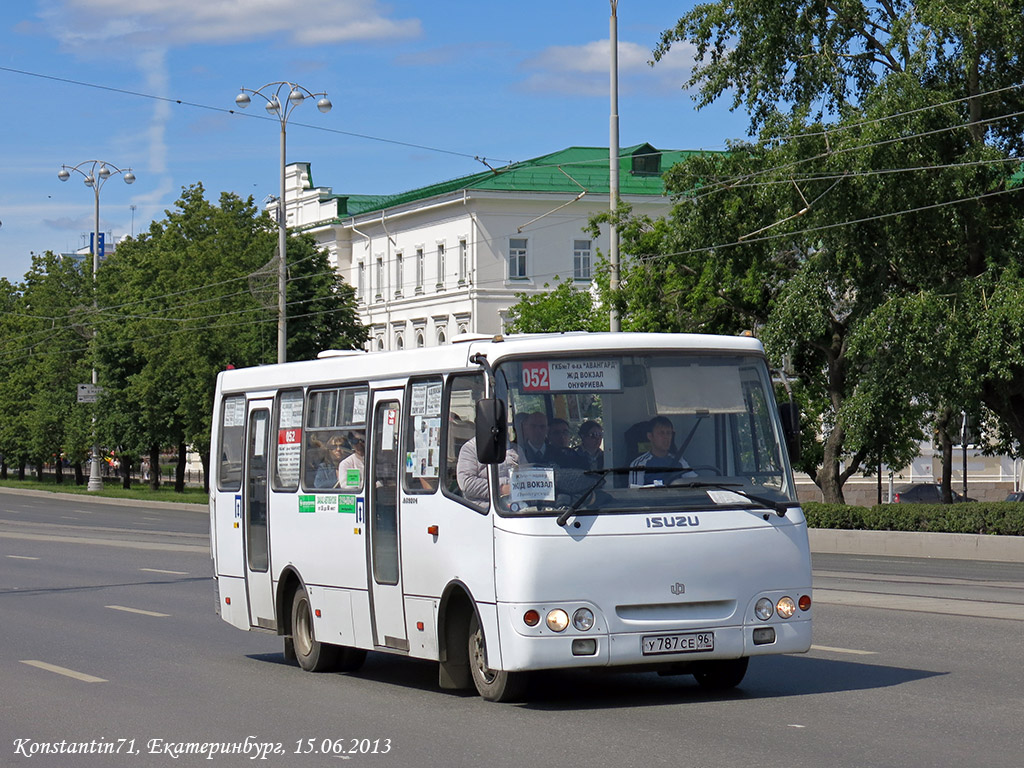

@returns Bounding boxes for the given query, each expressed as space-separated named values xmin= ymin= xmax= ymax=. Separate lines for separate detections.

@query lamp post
xmin=234 ymin=82 xmax=332 ymax=364
xmin=58 ymin=160 xmax=136 ymax=492
xmin=608 ymin=0 xmax=621 ymax=332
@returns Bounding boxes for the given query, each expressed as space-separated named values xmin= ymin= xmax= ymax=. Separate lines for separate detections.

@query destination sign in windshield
xmin=520 ymin=360 xmax=621 ymax=393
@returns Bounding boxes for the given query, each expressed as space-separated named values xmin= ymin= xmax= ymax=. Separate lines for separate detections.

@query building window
xmin=573 ymin=239 xmax=592 ymax=281
xmin=459 ymin=239 xmax=468 ymax=285
xmin=415 ymin=248 xmax=424 ymax=294
xmin=437 ymin=328 xmax=447 ymax=345
xmin=357 ymin=262 xmax=366 ymax=300
xmin=508 ymin=237 xmax=528 ymax=279
xmin=395 ymin=253 xmax=404 ymax=297
xmin=395 ymin=334 xmax=404 ymax=350
xmin=375 ymin=257 xmax=383 ymax=300
xmin=436 ymin=243 xmax=445 ymax=290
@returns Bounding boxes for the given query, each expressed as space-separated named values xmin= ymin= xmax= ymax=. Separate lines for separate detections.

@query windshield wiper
xmin=671 ymin=481 xmax=792 ymax=517
xmin=555 ymin=466 xmax=632 ymax=527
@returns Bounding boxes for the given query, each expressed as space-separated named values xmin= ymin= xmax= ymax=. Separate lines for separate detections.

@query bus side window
xmin=218 ymin=395 xmax=246 ymax=492
xmin=273 ymin=389 xmax=303 ymax=491
xmin=404 ymin=378 xmax=442 ymax=493
xmin=302 ymin=385 xmax=369 ymax=492
xmin=443 ymin=373 xmax=486 ymax=508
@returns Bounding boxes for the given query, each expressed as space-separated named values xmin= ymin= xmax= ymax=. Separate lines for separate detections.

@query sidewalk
xmin=809 ymin=528 xmax=1024 ymax=563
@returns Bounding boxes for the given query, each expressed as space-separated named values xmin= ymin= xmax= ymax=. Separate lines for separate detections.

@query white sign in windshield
xmin=521 ymin=360 xmax=621 ymax=393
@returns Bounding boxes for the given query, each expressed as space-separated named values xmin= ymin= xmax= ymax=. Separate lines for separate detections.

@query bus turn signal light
xmin=799 ymin=595 xmax=812 ymax=611
xmin=523 ymin=610 xmax=540 ymax=627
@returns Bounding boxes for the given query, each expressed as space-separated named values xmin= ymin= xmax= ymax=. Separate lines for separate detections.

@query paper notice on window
xmin=509 ymin=467 xmax=556 ymax=504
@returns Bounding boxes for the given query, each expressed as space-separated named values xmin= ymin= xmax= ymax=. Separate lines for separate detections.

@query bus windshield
xmin=493 ymin=352 xmax=796 ymax=516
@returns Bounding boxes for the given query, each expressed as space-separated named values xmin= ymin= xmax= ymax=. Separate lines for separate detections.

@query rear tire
xmin=291 ymin=585 xmax=339 ymax=672
xmin=693 ymin=657 xmax=749 ymax=691
xmin=468 ymin=613 xmax=527 ymax=702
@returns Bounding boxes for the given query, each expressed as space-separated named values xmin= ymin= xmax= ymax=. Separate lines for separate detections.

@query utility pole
xmin=609 ymin=0 xmax=621 ymax=332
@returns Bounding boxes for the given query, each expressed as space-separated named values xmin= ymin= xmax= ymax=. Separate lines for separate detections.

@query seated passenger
xmin=575 ymin=420 xmax=604 ymax=471
xmin=337 ymin=431 xmax=365 ymax=489
xmin=628 ymin=416 xmax=697 ymax=486
xmin=457 ymin=437 xmax=517 ymax=504
xmin=516 ymin=411 xmax=550 ymax=465
xmin=313 ymin=435 xmax=346 ymax=488
xmin=546 ymin=418 xmax=584 ymax=468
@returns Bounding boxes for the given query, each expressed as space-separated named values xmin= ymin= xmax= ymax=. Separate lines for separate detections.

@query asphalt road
xmin=1 ymin=491 xmax=1022 ymax=768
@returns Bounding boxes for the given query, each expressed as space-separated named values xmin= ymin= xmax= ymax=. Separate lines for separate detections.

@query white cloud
xmin=520 ymin=38 xmax=696 ymax=97
xmin=38 ymin=0 xmax=421 ymax=50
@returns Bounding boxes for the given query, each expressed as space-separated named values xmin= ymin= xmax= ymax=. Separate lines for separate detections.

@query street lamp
xmin=58 ymin=160 xmax=136 ymax=492
xmin=235 ymin=81 xmax=332 ymax=364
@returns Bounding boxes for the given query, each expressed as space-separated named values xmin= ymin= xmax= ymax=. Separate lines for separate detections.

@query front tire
xmin=291 ymin=585 xmax=339 ymax=672
xmin=468 ymin=613 xmax=527 ymax=702
xmin=693 ymin=657 xmax=749 ymax=691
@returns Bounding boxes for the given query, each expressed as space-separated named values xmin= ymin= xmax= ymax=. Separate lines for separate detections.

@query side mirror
xmin=475 ymin=398 xmax=507 ymax=464
xmin=779 ymin=401 xmax=801 ymax=463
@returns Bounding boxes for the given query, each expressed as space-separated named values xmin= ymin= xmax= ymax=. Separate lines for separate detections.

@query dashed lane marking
xmin=20 ymin=660 xmax=107 ymax=683
xmin=106 ymin=605 xmax=170 ymax=618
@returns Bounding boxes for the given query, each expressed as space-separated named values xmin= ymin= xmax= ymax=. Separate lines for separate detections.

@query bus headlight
xmin=755 ymin=598 xmax=774 ymax=621
xmin=546 ymin=609 xmax=570 ymax=632
xmin=776 ymin=597 xmax=796 ymax=619
xmin=572 ymin=608 xmax=595 ymax=631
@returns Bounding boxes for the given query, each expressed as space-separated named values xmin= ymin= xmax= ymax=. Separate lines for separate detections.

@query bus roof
xmin=215 ymin=332 xmax=767 ymax=394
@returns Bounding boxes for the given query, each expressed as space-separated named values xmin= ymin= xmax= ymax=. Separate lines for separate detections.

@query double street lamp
xmin=58 ymin=160 xmax=136 ymax=491
xmin=235 ymin=82 xmax=332 ymax=364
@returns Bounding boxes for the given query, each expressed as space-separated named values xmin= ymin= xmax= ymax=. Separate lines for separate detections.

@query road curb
xmin=809 ymin=528 xmax=1024 ymax=563
xmin=0 ymin=486 xmax=205 ymax=513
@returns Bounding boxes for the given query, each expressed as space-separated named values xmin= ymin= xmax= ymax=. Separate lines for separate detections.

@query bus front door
xmin=367 ymin=391 xmax=407 ymax=650
xmin=244 ymin=400 xmax=276 ymax=629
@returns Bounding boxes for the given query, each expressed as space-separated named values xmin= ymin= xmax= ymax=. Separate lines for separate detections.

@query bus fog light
xmin=546 ymin=609 xmax=569 ymax=632
xmin=572 ymin=638 xmax=597 ymax=656
xmin=752 ymin=627 xmax=776 ymax=645
xmin=776 ymin=597 xmax=796 ymax=619
xmin=755 ymin=598 xmax=774 ymax=620
xmin=572 ymin=608 xmax=595 ymax=631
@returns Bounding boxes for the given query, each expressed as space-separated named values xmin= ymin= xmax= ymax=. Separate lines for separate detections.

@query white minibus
xmin=210 ymin=332 xmax=812 ymax=701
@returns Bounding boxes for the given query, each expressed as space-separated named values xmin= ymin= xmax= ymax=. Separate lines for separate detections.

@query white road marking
xmin=140 ymin=568 xmax=188 ymax=575
xmin=20 ymin=660 xmax=107 ymax=683
xmin=106 ymin=605 xmax=170 ymax=618
xmin=6 ymin=555 xmax=40 ymax=560
xmin=810 ymin=644 xmax=877 ymax=656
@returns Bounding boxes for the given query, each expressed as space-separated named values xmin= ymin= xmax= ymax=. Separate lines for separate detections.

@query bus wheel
xmin=693 ymin=658 xmax=749 ymax=691
xmin=291 ymin=586 xmax=339 ymax=672
xmin=468 ymin=613 xmax=527 ymax=702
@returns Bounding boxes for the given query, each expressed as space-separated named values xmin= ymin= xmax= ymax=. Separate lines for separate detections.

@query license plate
xmin=641 ymin=632 xmax=715 ymax=655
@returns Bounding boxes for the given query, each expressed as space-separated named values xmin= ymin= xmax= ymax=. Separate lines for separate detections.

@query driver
xmin=628 ymin=416 xmax=697 ymax=487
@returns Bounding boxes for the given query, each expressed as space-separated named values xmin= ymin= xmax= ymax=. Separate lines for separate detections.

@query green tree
xmin=505 ymin=279 xmax=609 ymax=334
xmin=96 ymin=183 xmax=366 ymax=491
xmin=0 ymin=253 xmax=92 ymax=483
xmin=627 ymin=1 xmax=1024 ymax=502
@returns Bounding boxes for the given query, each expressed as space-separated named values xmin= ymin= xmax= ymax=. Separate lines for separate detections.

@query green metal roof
xmin=333 ymin=144 xmax=709 ymax=220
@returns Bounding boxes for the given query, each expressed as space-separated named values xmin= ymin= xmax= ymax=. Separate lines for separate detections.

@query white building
xmin=282 ymin=144 xmax=700 ymax=350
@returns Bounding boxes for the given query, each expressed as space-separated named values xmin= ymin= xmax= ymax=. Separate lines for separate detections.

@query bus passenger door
xmin=367 ymin=391 xmax=407 ymax=650
xmin=244 ymin=401 xmax=276 ymax=629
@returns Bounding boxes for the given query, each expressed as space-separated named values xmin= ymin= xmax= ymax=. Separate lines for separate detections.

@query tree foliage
xmin=625 ymin=1 xmax=1024 ymax=502
xmin=0 ymin=183 xmax=367 ymax=490
xmin=505 ymin=279 xmax=608 ymax=334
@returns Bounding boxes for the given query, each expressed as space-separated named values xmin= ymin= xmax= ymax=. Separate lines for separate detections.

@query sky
xmin=0 ymin=0 xmax=751 ymax=283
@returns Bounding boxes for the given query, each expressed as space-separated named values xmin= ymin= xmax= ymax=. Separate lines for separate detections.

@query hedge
xmin=803 ymin=501 xmax=1024 ymax=536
